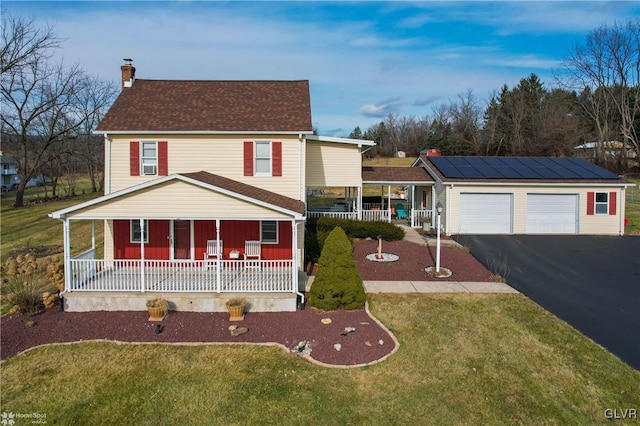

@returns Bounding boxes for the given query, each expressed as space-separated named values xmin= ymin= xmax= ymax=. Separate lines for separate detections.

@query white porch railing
xmin=361 ymin=209 xmax=389 ymax=222
xmin=411 ymin=209 xmax=433 ymax=228
xmin=307 ymin=211 xmax=357 ymax=220
xmin=67 ymin=259 xmax=295 ymax=293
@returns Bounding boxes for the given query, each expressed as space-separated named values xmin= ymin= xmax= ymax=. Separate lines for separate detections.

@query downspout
xmin=620 ymin=187 xmax=626 ymax=236
xmin=293 ymin=221 xmax=305 ymax=309
xmin=105 ymin=136 xmax=112 ymax=195
xmin=298 ymin=134 xmax=303 ymax=201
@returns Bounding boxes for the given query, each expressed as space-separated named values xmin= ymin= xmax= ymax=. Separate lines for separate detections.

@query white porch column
xmin=431 ymin=186 xmax=436 ymax=229
xmin=215 ymin=219 xmax=221 ymax=293
xmin=63 ymin=219 xmax=71 ymax=291
xmin=410 ymin=185 xmax=415 ymax=227
xmin=291 ymin=220 xmax=298 ymax=294
xmin=357 ymin=186 xmax=362 ymax=220
xmin=387 ymin=185 xmax=392 ymax=223
xmin=91 ymin=220 xmax=96 ymax=251
xmin=140 ymin=219 xmax=145 ymax=292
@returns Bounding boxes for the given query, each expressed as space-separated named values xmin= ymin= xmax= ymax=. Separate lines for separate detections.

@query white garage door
xmin=459 ymin=193 xmax=512 ymax=234
xmin=526 ymin=194 xmax=578 ymax=234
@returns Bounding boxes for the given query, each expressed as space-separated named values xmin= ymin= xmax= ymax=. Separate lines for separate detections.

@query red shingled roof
xmin=97 ymin=80 xmax=312 ymax=132
xmin=180 ymin=171 xmax=305 ymax=215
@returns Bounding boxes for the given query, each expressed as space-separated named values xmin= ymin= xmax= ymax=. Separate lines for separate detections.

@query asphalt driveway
xmin=454 ymin=235 xmax=640 ymax=371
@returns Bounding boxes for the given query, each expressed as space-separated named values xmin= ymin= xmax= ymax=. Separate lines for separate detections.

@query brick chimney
xmin=120 ymin=58 xmax=136 ymax=89
xmin=420 ymin=148 xmax=441 ymax=160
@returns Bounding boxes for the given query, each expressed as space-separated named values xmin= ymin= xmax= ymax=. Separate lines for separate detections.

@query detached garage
xmin=414 ymin=155 xmax=633 ymax=236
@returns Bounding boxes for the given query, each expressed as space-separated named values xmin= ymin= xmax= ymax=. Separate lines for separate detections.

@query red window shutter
xmin=130 ymin=141 xmax=140 ymax=176
xmin=272 ymin=141 xmax=282 ymax=176
xmin=586 ymin=192 xmax=594 ymax=215
xmin=158 ymin=141 xmax=168 ymax=176
xmin=609 ymin=191 xmax=617 ymax=215
xmin=244 ymin=141 xmax=253 ymax=176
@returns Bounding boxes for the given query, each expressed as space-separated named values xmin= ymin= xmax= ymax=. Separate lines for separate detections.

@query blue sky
xmin=5 ymin=1 xmax=639 ymax=136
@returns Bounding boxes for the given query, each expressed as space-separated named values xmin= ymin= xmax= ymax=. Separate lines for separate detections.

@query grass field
xmin=1 ymin=181 xmax=104 ymax=262
xmin=1 ymin=294 xmax=639 ymax=424
xmin=624 ymin=178 xmax=640 ymax=234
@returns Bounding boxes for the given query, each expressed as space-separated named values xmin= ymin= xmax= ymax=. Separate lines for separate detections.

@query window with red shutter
xmin=130 ymin=141 xmax=140 ymax=176
xmin=158 ymin=141 xmax=168 ymax=176
xmin=272 ymin=141 xmax=282 ymax=177
xmin=244 ymin=141 xmax=253 ymax=176
xmin=609 ymin=191 xmax=617 ymax=215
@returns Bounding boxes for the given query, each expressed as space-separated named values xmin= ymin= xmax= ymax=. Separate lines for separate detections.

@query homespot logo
xmin=1 ymin=412 xmax=47 ymax=424
xmin=604 ymin=408 xmax=637 ymax=420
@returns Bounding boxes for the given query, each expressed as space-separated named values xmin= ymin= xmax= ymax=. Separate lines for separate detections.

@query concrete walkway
xmin=306 ymin=225 xmax=519 ymax=294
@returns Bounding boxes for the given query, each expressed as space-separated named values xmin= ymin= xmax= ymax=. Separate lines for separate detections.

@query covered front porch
xmin=50 ymin=172 xmax=307 ymax=312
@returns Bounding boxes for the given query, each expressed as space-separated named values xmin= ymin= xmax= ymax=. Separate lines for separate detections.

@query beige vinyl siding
xmin=305 ymin=141 xmax=362 ymax=187
xmin=69 ymin=181 xmax=292 ymax=220
xmin=447 ymin=184 xmax=623 ymax=235
xmin=108 ymin=134 xmax=302 ymax=199
xmin=104 ymin=220 xmax=114 ymax=260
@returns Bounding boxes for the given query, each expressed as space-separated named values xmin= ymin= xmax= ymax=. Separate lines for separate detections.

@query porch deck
xmin=68 ymin=259 xmax=296 ymax=293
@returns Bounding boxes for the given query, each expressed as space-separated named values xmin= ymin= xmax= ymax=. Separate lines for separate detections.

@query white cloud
xmin=4 ymin=1 xmax=636 ymax=135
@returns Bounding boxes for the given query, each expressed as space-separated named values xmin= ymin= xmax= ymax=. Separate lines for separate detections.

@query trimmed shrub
xmin=308 ymin=227 xmax=366 ymax=310
xmin=316 ymin=217 xmax=405 ymax=242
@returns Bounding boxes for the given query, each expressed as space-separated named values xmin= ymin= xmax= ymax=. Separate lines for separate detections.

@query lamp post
xmin=435 ymin=202 xmax=443 ymax=272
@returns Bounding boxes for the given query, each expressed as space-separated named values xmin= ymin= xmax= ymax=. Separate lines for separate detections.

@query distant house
xmin=0 ymin=153 xmax=20 ymax=191
xmin=574 ymin=141 xmax=637 ymax=161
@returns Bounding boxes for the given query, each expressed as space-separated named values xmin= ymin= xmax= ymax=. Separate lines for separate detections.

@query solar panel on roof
xmin=429 ymin=156 xmax=620 ymax=180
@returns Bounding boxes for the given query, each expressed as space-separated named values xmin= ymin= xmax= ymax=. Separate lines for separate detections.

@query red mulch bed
xmin=1 ymin=237 xmax=491 ymax=365
xmin=0 ymin=306 xmax=396 ymax=366
xmin=353 ymin=239 xmax=493 ymax=282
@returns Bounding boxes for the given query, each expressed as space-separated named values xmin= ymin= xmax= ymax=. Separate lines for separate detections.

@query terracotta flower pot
xmin=147 ymin=306 xmax=167 ymax=321
xmin=227 ymin=304 xmax=245 ymax=321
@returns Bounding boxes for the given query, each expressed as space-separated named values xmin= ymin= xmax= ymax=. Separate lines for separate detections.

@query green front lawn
xmin=2 ymin=294 xmax=638 ymax=424
xmin=624 ymin=178 xmax=640 ymax=235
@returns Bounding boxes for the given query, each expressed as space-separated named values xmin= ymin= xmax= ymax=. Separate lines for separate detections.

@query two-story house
xmin=50 ymin=60 xmax=374 ymax=313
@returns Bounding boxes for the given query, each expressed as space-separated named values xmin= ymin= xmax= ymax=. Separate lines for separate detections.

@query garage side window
xmin=595 ymin=192 xmax=609 ymax=214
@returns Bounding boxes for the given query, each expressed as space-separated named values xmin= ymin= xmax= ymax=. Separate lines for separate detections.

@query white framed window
xmin=595 ymin=192 xmax=609 ymax=214
xmin=131 ymin=220 xmax=149 ymax=243
xmin=261 ymin=221 xmax=278 ymax=243
xmin=141 ymin=141 xmax=157 ymax=175
xmin=254 ymin=141 xmax=271 ymax=176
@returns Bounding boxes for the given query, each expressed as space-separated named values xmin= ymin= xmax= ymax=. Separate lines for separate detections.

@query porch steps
xmin=62 ymin=291 xmax=298 ymax=313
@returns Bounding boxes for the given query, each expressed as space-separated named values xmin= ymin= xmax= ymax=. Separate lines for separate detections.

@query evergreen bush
xmin=308 ymin=227 xmax=366 ymax=310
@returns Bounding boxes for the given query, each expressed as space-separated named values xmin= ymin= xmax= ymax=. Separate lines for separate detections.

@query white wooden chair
xmin=205 ymin=239 xmax=223 ymax=260
xmin=243 ymin=240 xmax=261 ymax=268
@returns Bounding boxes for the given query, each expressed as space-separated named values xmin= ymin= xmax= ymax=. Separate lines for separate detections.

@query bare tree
xmin=1 ymin=15 xmax=87 ymax=206
xmin=559 ymin=20 xmax=640 ymax=167
xmin=75 ymin=76 xmax=119 ymax=192
xmin=1 ymin=12 xmax=61 ymax=74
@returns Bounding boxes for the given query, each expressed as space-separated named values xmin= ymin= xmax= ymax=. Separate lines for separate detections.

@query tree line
xmin=350 ymin=20 xmax=639 ymax=173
